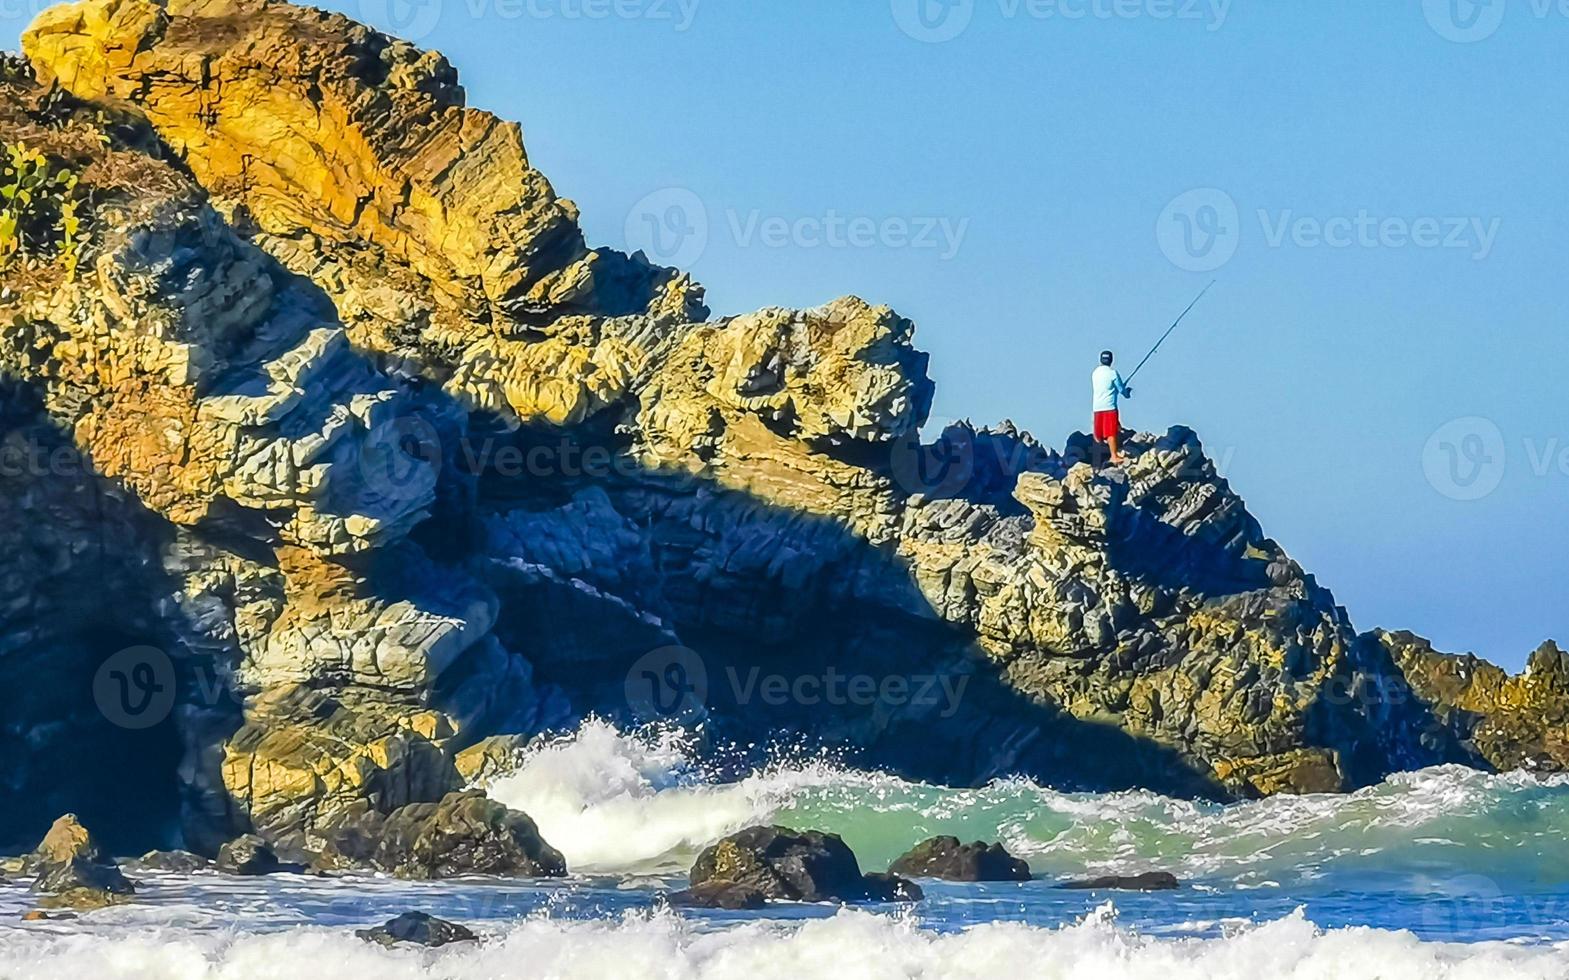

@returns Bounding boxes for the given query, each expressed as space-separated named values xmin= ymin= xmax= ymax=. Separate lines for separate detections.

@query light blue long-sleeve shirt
xmin=1092 ymin=365 xmax=1129 ymax=412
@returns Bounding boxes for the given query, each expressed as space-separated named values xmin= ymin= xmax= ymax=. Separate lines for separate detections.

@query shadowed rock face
xmin=1 ymin=0 xmax=1559 ymax=855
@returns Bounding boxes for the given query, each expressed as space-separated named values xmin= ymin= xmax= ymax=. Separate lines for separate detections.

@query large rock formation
xmin=1 ymin=0 xmax=1560 ymax=856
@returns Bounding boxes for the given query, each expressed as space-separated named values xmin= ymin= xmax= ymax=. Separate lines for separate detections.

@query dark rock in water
xmin=320 ymin=791 xmax=566 ymax=880
xmin=666 ymin=881 xmax=770 ymax=910
xmin=861 ymin=871 xmax=925 ymax=902
xmin=31 ymin=857 xmax=136 ymax=909
xmin=216 ymin=835 xmax=303 ymax=876
xmin=356 ymin=912 xmax=478 ymax=948
xmin=126 ymin=849 xmax=210 ymax=873
xmin=690 ymin=826 xmax=919 ymax=903
xmin=888 ymin=836 xmax=1031 ymax=882
xmin=1060 ymin=871 xmax=1180 ymax=891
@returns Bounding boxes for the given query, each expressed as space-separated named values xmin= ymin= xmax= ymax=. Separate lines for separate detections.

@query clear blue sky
xmin=6 ymin=1 xmax=1565 ymax=668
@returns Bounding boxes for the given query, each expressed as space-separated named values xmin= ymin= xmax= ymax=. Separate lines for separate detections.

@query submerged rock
xmin=125 ymin=850 xmax=211 ymax=873
xmin=356 ymin=912 xmax=478 ymax=948
xmin=21 ymin=909 xmax=78 ymax=921
xmin=690 ymin=826 xmax=920 ymax=904
xmin=1060 ymin=871 xmax=1180 ymax=891
xmin=215 ymin=835 xmax=301 ymax=876
xmin=666 ymin=881 xmax=770 ymax=910
xmin=861 ymin=872 xmax=925 ymax=902
xmin=320 ymin=791 xmax=565 ymax=879
xmin=888 ymin=836 xmax=1031 ymax=882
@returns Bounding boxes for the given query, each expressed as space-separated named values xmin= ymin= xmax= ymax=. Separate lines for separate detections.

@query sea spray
xmin=484 ymin=721 xmax=1569 ymax=885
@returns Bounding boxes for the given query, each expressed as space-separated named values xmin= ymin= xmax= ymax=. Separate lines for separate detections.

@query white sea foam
xmin=484 ymin=719 xmax=886 ymax=873
xmin=2 ymin=905 xmax=1566 ymax=979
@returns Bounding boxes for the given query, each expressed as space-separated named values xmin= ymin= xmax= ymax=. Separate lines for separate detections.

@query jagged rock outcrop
xmin=24 ymin=815 xmax=138 ymax=909
xmin=22 ymin=0 xmax=704 ymax=413
xmin=2 ymin=0 xmax=1560 ymax=857
xmin=24 ymin=814 xmax=106 ymax=872
xmin=1376 ymin=631 xmax=1569 ymax=772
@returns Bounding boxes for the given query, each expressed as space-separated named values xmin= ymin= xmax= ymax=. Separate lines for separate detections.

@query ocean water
xmin=3 ymin=720 xmax=1568 ymax=978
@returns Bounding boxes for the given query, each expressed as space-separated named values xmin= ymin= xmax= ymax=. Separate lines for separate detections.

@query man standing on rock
xmin=1092 ymin=350 xmax=1132 ymax=465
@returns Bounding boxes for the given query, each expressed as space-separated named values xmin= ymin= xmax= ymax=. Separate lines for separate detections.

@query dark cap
xmin=1100 ymin=350 xmax=1114 ymax=365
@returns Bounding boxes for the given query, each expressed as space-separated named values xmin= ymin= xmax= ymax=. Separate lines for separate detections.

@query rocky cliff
xmin=1 ymin=0 xmax=1560 ymax=856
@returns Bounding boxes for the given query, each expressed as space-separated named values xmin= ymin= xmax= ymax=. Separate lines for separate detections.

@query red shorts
xmin=1093 ymin=410 xmax=1120 ymax=441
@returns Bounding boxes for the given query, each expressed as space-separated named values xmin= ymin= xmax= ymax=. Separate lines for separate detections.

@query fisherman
xmin=1092 ymin=350 xmax=1131 ymax=465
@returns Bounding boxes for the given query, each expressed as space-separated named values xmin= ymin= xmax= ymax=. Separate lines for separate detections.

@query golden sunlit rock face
xmin=2 ymin=0 xmax=1556 ymax=859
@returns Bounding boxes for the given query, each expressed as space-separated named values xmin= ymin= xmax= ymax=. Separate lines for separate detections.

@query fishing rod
xmin=1124 ymin=280 xmax=1216 ymax=385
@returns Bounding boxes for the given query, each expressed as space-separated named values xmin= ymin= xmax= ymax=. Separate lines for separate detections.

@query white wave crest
xmin=484 ymin=720 xmax=888 ymax=873
xmin=482 ymin=721 xmax=1569 ymax=885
